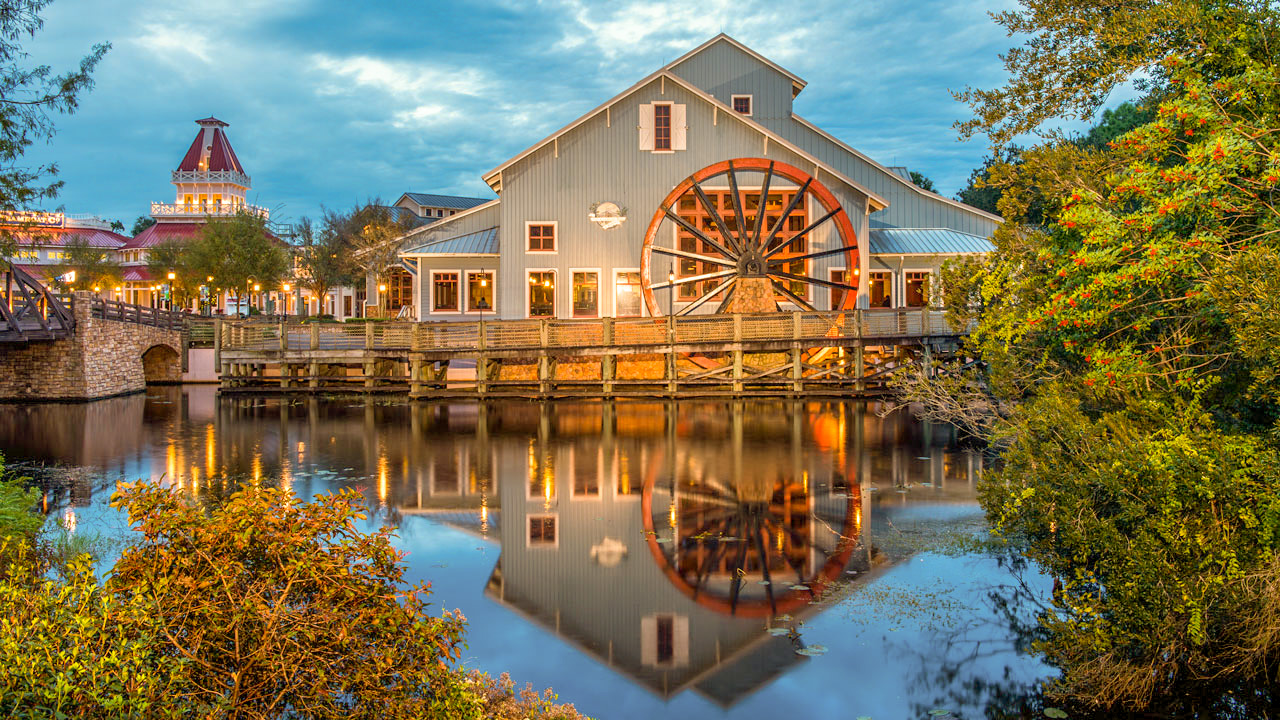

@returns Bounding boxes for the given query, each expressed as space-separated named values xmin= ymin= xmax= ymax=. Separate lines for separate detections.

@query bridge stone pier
xmin=0 ymin=292 xmax=183 ymax=401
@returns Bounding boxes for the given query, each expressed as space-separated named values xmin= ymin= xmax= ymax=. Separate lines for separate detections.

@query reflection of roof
xmin=5 ymin=226 xmax=127 ymax=248
xmin=867 ymin=228 xmax=995 ymax=256
xmin=402 ymin=193 xmax=492 ymax=210
xmin=402 ymin=227 xmax=499 ymax=256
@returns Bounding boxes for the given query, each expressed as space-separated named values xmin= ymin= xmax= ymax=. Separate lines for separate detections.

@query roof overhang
xmin=393 ymin=199 xmax=500 ymax=246
xmin=480 ymin=72 xmax=888 ymax=211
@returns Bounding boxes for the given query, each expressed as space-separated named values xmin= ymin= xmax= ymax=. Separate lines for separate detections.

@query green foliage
xmin=0 ymin=462 xmax=39 ymax=545
xmin=48 ymin=236 xmax=122 ymax=293
xmin=144 ymin=239 xmax=204 ymax=308
xmin=187 ymin=211 xmax=289 ymax=303
xmin=130 ymin=216 xmax=155 ymax=236
xmin=908 ymin=170 xmax=936 ymax=193
xmin=327 ymin=200 xmax=417 ymax=282
xmin=0 ymin=0 xmax=108 ymax=257
xmin=294 ymin=214 xmax=353 ymax=308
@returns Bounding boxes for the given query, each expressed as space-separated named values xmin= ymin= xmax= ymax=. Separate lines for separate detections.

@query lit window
xmin=467 ymin=271 xmax=493 ymax=312
xmin=528 ymin=271 xmax=555 ymax=317
xmin=905 ymin=271 xmax=930 ymax=308
xmin=615 ymin=271 xmax=642 ymax=317
xmin=572 ymin=271 xmax=598 ymax=318
xmin=528 ymin=515 xmax=556 ymax=546
xmin=732 ymin=95 xmax=752 ymax=116
xmin=433 ymin=272 xmax=459 ymax=312
xmin=527 ymin=223 xmax=555 ymax=252
xmin=654 ymin=104 xmax=672 ymax=151
xmin=869 ymin=271 xmax=892 ymax=308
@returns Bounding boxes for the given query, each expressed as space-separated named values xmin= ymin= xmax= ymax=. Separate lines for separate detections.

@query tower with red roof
xmin=120 ymin=117 xmax=270 ymax=307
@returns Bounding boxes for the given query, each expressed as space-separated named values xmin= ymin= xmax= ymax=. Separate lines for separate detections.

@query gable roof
xmin=480 ymin=69 xmax=888 ymax=210
xmin=399 ymin=193 xmax=492 ymax=211
xmin=176 ymin=119 xmax=245 ymax=174
xmin=663 ymin=33 xmax=807 ymax=97
xmin=395 ymin=198 xmax=500 ymax=245
xmin=402 ymin=226 xmax=499 ymax=256
xmin=790 ymin=115 xmax=1003 ymax=224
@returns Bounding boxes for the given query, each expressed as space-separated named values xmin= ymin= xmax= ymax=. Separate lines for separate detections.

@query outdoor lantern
xmin=167 ymin=271 xmax=176 ymax=280
xmin=668 ymin=270 xmax=675 ymax=284
xmin=206 ymin=276 xmax=213 ymax=282
xmin=480 ymin=277 xmax=487 ymax=287
xmin=253 ymin=283 xmax=260 ymax=292
xmin=282 ymin=283 xmax=291 ymax=292
xmin=92 ymin=286 xmax=99 ymax=292
xmin=378 ymin=283 xmax=387 ymax=293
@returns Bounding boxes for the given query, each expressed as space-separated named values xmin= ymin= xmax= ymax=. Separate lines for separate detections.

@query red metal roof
xmin=123 ymin=267 xmax=153 ymax=282
xmin=120 ymin=222 xmax=205 ymax=249
xmin=175 ymin=120 xmax=245 ymax=174
xmin=5 ymin=226 xmax=128 ymax=248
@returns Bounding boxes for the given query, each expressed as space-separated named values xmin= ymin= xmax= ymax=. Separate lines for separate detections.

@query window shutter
xmin=640 ymin=616 xmax=656 ymax=665
xmin=672 ymin=104 xmax=687 ymax=151
xmin=638 ymin=103 xmax=654 ymax=150
xmin=673 ymin=615 xmax=689 ymax=666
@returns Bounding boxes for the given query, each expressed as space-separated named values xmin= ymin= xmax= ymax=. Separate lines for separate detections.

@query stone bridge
xmin=0 ymin=291 xmax=184 ymax=401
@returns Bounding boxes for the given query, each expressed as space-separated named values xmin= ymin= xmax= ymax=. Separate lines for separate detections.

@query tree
xmin=908 ymin=4 xmax=1280 ymax=712
xmin=187 ymin=211 xmax=289 ymax=311
xmin=0 ymin=0 xmax=108 ymax=257
xmin=293 ymin=215 xmax=351 ymax=316
xmin=145 ymin=239 xmax=201 ymax=310
xmin=130 ymin=216 xmax=155 ymax=236
xmin=332 ymin=201 xmax=416 ymax=313
xmin=907 ymin=170 xmax=935 ymax=193
xmin=1078 ymin=100 xmax=1155 ymax=149
xmin=50 ymin=236 xmax=120 ymax=293
xmin=108 ymin=219 xmax=123 ymax=233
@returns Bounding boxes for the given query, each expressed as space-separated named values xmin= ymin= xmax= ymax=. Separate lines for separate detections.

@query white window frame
xmin=731 ymin=94 xmax=753 ymax=116
xmin=569 ymin=267 xmax=601 ymax=319
xmin=903 ymin=269 xmax=933 ymax=308
xmin=613 ymin=267 xmax=643 ymax=318
xmin=569 ymin=445 xmax=604 ymax=501
xmin=525 ymin=220 xmax=558 ymax=254
xmin=526 ymin=268 xmax=557 ymax=319
xmin=867 ymin=269 xmax=893 ymax=309
xmin=464 ymin=269 xmax=497 ymax=315
xmin=651 ymin=101 xmax=675 ymax=154
xmin=829 ymin=266 xmax=847 ymax=311
xmin=429 ymin=269 xmax=462 ymax=315
xmin=526 ymin=513 xmax=559 ymax=548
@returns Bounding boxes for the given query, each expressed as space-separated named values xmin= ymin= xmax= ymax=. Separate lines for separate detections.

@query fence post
xmin=279 ymin=320 xmax=288 ymax=352
xmin=213 ymin=318 xmax=223 ymax=369
xmin=854 ymin=309 xmax=863 ymax=340
xmin=792 ymin=311 xmax=802 ymax=340
xmin=478 ymin=320 xmax=486 ymax=351
xmin=922 ymin=307 xmax=930 ymax=336
xmin=365 ymin=321 xmax=374 ymax=350
xmin=309 ymin=323 xmax=319 ymax=351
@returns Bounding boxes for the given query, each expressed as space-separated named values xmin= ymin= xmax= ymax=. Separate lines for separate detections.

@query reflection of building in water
xmin=3 ymin=390 xmax=985 ymax=707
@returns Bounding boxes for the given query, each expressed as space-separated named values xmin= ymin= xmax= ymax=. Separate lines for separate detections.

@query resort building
xmin=0 ymin=211 xmax=128 ymax=291
xmin=394 ymin=34 xmax=1000 ymax=321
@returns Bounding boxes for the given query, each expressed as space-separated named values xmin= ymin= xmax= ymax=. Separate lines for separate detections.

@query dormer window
xmin=732 ymin=95 xmax=752 ymax=116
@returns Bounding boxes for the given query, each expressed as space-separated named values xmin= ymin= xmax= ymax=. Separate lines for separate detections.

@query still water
xmin=0 ymin=387 xmax=1052 ymax=719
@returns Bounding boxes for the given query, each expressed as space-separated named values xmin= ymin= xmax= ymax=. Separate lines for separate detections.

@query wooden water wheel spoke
xmin=750 ymin=162 xmax=775 ymax=249
xmin=690 ymin=181 xmax=743 ymax=256
xmin=642 ymin=158 xmax=860 ymax=317
xmin=677 ymin=276 xmax=736 ymax=316
xmin=762 ymin=208 xmax=842 ymax=260
xmin=662 ymin=206 xmax=737 ymax=260
xmin=650 ymin=268 xmax=737 ymax=291
xmin=649 ymin=245 xmax=738 ymax=268
xmin=752 ymin=521 xmax=778 ymax=615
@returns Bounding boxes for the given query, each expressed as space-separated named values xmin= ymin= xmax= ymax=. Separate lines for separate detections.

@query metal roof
xmin=6 ymin=226 xmax=128 ymax=248
xmin=402 ymin=193 xmax=493 ymax=211
xmin=403 ymin=226 xmax=499 ymax=256
xmin=868 ymin=228 xmax=994 ymax=256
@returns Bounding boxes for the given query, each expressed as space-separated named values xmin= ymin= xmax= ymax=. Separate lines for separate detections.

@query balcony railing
xmin=171 ymin=170 xmax=251 ymax=187
xmin=150 ymin=202 xmax=270 ymax=220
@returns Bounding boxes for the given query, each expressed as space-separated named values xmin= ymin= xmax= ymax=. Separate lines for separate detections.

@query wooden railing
xmin=90 ymin=299 xmax=186 ymax=331
xmin=220 ymin=308 xmax=964 ymax=354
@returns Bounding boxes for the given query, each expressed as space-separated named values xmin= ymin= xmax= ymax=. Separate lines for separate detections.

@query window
xmin=467 ymin=271 xmax=494 ymax=312
xmin=657 ymin=616 xmax=674 ymax=662
xmin=641 ymin=613 xmax=688 ymax=667
xmin=869 ymin=271 xmax=892 ymax=308
xmin=528 ymin=515 xmax=557 ymax=547
xmin=731 ymin=94 xmax=752 ymax=116
xmin=528 ymin=271 xmax=555 ymax=317
xmin=905 ymin=271 xmax=931 ymax=307
xmin=432 ymin=272 xmax=459 ymax=312
xmin=527 ymin=222 xmax=556 ymax=252
xmin=615 ymin=270 xmax=642 ymax=317
xmin=654 ymin=103 xmax=672 ymax=150
xmin=830 ymin=269 xmax=849 ymax=310
xmin=572 ymin=270 xmax=598 ymax=318
xmin=573 ymin=446 xmax=600 ymax=498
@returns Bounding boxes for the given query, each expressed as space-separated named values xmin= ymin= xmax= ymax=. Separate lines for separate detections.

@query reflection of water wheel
xmin=640 ymin=471 xmax=860 ymax=618
xmin=640 ymin=158 xmax=860 ymax=317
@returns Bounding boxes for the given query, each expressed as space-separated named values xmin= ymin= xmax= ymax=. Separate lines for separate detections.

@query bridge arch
xmin=141 ymin=344 xmax=181 ymax=384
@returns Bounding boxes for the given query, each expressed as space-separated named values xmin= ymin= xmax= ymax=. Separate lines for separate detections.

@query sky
xmin=25 ymin=0 xmax=1036 ymax=231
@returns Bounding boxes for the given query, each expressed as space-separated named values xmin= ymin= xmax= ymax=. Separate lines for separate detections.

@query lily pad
xmin=757 ymin=580 xmax=771 ymax=585
xmin=929 ymin=710 xmax=951 ymax=717
xmin=767 ymin=627 xmax=790 ymax=636
xmin=789 ymin=584 xmax=810 ymax=591
xmin=1044 ymin=710 xmax=1068 ymax=719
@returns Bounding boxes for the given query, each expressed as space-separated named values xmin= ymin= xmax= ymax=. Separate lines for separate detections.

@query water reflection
xmin=0 ymin=388 xmax=998 ymax=712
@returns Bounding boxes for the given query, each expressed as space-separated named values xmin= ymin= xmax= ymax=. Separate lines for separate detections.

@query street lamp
xmin=668 ymin=268 xmax=675 ymax=317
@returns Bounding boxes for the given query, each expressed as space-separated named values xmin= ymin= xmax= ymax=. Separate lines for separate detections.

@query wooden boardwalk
xmin=216 ymin=308 xmax=971 ymax=398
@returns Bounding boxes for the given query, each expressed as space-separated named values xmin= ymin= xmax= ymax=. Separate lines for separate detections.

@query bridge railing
xmin=90 ymin=298 xmax=185 ymax=331
xmin=220 ymin=308 xmax=967 ymax=354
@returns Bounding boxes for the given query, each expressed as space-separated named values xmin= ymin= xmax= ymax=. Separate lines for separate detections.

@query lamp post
xmin=282 ymin=282 xmax=291 ymax=316
xmin=166 ymin=271 xmax=176 ymax=311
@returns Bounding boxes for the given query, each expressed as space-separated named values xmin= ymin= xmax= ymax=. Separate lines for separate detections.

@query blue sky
xmin=27 ymin=0 xmax=1031 ymax=230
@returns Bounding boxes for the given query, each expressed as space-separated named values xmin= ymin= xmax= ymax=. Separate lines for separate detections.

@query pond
xmin=0 ymin=386 xmax=1053 ymax=719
